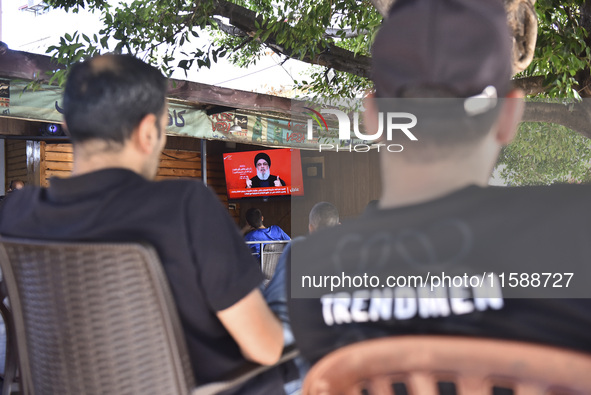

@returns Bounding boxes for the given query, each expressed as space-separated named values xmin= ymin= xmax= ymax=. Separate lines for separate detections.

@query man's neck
xmin=71 ymin=141 xmax=144 ymax=177
xmin=379 ymin=151 xmax=496 ymax=209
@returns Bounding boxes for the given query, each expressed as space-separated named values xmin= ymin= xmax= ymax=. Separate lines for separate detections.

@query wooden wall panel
xmin=5 ymin=140 xmax=28 ymax=189
xmin=290 ymin=150 xmax=382 ymax=237
xmin=42 ymin=143 xmax=73 ymax=187
xmin=156 ymin=149 xmax=201 ymax=180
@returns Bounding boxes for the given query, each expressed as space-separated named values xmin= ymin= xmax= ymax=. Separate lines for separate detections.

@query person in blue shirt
xmin=243 ymin=208 xmax=290 ymax=259
xmin=264 ymin=201 xmax=340 ymax=394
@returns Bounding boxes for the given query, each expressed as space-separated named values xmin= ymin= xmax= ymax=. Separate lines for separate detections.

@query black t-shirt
xmin=0 ymin=168 xmax=281 ymax=392
xmin=288 ymin=184 xmax=591 ymax=363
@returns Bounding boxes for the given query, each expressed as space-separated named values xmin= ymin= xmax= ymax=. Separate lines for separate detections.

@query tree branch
xmin=512 ymin=75 xmax=547 ymax=96
xmin=213 ymin=17 xmax=247 ymax=37
xmin=324 ymin=28 xmax=369 ymax=38
xmin=523 ymin=101 xmax=591 ymax=139
xmin=209 ymin=0 xmax=371 ymax=78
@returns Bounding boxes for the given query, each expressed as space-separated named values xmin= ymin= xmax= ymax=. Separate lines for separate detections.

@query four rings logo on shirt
xmin=305 ymin=107 xmax=417 ymax=153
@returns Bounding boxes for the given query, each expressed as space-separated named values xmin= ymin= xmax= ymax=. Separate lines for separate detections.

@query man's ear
xmin=133 ymin=113 xmax=159 ymax=154
xmin=495 ymin=89 xmax=525 ymax=146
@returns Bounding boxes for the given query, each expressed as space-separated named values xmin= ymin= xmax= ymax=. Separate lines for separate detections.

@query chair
xmin=0 ymin=277 xmax=19 ymax=395
xmin=301 ymin=335 xmax=591 ymax=395
xmin=261 ymin=242 xmax=286 ymax=283
xmin=0 ymin=237 xmax=297 ymax=395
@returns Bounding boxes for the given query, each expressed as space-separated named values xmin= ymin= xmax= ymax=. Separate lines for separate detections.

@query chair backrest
xmin=302 ymin=335 xmax=591 ymax=395
xmin=0 ymin=237 xmax=195 ymax=395
xmin=261 ymin=242 xmax=286 ymax=283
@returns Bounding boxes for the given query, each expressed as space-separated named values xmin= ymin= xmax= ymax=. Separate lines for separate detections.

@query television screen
xmin=223 ymin=148 xmax=304 ymax=200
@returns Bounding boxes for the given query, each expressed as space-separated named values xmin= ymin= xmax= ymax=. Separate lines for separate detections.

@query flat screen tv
xmin=223 ymin=148 xmax=304 ymax=200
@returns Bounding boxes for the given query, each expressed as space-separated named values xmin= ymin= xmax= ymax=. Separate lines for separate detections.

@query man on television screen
xmin=246 ymin=152 xmax=286 ymax=188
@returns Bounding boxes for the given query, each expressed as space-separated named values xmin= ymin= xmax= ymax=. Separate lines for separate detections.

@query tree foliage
xmin=45 ymin=0 xmax=380 ymax=97
xmin=43 ymin=0 xmax=591 ymax=183
xmin=516 ymin=0 xmax=591 ymax=99
xmin=497 ymin=122 xmax=591 ymax=185
xmin=502 ymin=0 xmax=591 ymax=184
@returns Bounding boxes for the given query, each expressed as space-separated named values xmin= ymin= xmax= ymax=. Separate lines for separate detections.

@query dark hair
xmin=7 ymin=180 xmax=25 ymax=191
xmin=254 ymin=152 xmax=271 ymax=167
xmin=245 ymin=208 xmax=263 ymax=228
xmin=63 ymin=54 xmax=168 ymax=144
xmin=309 ymin=202 xmax=340 ymax=231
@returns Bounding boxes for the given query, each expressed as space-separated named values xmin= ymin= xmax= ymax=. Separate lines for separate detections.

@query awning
xmin=1 ymin=78 xmax=324 ymax=149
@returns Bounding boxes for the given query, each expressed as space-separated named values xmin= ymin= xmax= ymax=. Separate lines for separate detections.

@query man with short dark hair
xmin=308 ymin=202 xmax=340 ymax=233
xmin=0 ymin=54 xmax=285 ymax=394
xmin=246 ymin=152 xmax=286 ymax=188
xmin=244 ymin=208 xmax=290 ymax=259
xmin=288 ymin=0 xmax=591 ymax=365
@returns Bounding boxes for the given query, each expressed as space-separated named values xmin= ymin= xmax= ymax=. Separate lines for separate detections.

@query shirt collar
xmin=46 ymin=168 xmax=145 ymax=204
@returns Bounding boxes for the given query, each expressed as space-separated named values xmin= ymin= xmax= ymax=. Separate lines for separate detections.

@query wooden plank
xmin=45 ymin=144 xmax=73 ymax=153
xmin=44 ymin=161 xmax=73 ymax=171
xmin=6 ymin=157 xmax=26 ymax=166
xmin=4 ymin=153 xmax=24 ymax=160
xmin=6 ymin=170 xmax=27 ymax=178
xmin=0 ymin=49 xmax=59 ymax=80
xmin=44 ymin=169 xmax=71 ymax=179
xmin=44 ymin=151 xmax=74 ymax=162
xmin=5 ymin=140 xmax=28 ymax=190
xmin=167 ymin=80 xmax=294 ymax=116
xmin=155 ymin=175 xmax=196 ymax=181
xmin=157 ymin=168 xmax=201 ymax=178
xmin=6 ymin=146 xmax=26 ymax=155
xmin=6 ymin=143 xmax=26 ymax=151
xmin=5 ymin=152 xmax=25 ymax=159
xmin=159 ymin=159 xmax=200 ymax=170
xmin=161 ymin=151 xmax=201 ymax=160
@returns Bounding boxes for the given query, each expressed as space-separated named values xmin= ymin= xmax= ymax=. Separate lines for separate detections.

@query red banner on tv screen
xmin=223 ymin=148 xmax=304 ymax=199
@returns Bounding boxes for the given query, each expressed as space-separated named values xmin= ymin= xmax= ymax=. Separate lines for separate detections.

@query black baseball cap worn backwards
xmin=371 ymin=0 xmax=513 ymax=115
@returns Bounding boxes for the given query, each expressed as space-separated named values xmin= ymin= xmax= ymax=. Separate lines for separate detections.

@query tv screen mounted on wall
xmin=222 ymin=148 xmax=304 ymax=200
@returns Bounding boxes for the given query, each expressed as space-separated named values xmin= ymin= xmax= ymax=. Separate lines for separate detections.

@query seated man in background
xmin=265 ymin=201 xmax=340 ymax=394
xmin=288 ymin=0 xmax=591 ymax=365
xmin=0 ymin=54 xmax=284 ymax=394
xmin=243 ymin=207 xmax=290 ymax=260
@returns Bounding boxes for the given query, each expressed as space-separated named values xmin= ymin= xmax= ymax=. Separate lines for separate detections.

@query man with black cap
xmin=246 ymin=152 xmax=286 ymax=188
xmin=288 ymin=0 xmax=591 ymax=365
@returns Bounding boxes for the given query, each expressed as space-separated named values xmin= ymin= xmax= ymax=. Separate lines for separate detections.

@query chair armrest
xmin=189 ymin=345 xmax=299 ymax=395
